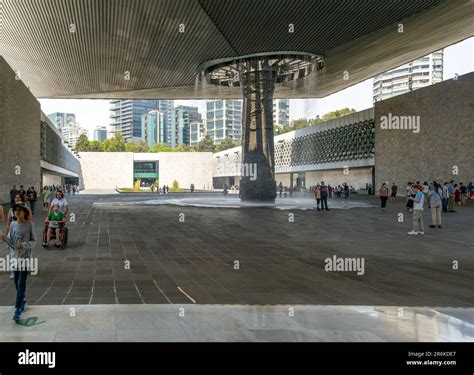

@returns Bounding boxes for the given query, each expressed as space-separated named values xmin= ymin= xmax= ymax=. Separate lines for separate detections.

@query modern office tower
xmin=141 ymin=110 xmax=167 ymax=148
xmin=273 ymin=99 xmax=290 ymax=128
xmin=206 ymin=100 xmax=242 ymax=145
xmin=109 ymin=100 xmax=173 ymax=142
xmin=93 ymin=126 xmax=107 ymax=141
xmin=47 ymin=112 xmax=76 ymax=135
xmin=173 ymin=105 xmax=202 ymax=147
xmin=373 ymin=50 xmax=443 ymax=102
xmin=190 ymin=121 xmax=206 ymax=147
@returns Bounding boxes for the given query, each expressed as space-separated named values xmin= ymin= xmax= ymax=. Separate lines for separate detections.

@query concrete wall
xmin=0 ymin=57 xmax=41 ymax=203
xmin=157 ymin=152 xmax=213 ymax=189
xmin=78 ymin=152 xmax=213 ymax=190
xmin=375 ymin=73 xmax=474 ymax=192
xmin=79 ymin=152 xmax=134 ymax=190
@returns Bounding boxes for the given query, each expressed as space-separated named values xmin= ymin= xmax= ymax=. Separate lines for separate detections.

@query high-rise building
xmin=190 ymin=121 xmax=206 ymax=147
xmin=206 ymin=100 xmax=242 ymax=145
xmin=141 ymin=110 xmax=167 ymax=148
xmin=47 ymin=112 xmax=76 ymax=134
xmin=93 ymin=126 xmax=107 ymax=141
xmin=109 ymin=100 xmax=173 ymax=142
xmin=63 ymin=123 xmax=88 ymax=152
xmin=373 ymin=50 xmax=443 ymax=102
xmin=273 ymin=99 xmax=290 ymax=128
xmin=173 ymin=105 xmax=202 ymax=147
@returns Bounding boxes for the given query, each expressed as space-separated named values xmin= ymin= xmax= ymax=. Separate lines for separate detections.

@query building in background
xmin=141 ymin=110 xmax=167 ymax=148
xmin=190 ymin=121 xmax=206 ymax=147
xmin=47 ymin=112 xmax=76 ymax=134
xmin=273 ymin=99 xmax=290 ymax=128
xmin=373 ymin=50 xmax=443 ymax=102
xmin=173 ymin=105 xmax=202 ymax=147
xmin=109 ymin=100 xmax=173 ymax=142
xmin=206 ymin=100 xmax=242 ymax=145
xmin=93 ymin=126 xmax=107 ymax=141
xmin=62 ymin=123 xmax=88 ymax=152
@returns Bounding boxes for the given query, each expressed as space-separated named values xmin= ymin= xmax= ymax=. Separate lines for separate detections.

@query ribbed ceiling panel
xmin=197 ymin=0 xmax=445 ymax=55
xmin=0 ymin=0 xmax=447 ymax=98
xmin=1 ymin=0 xmax=235 ymax=97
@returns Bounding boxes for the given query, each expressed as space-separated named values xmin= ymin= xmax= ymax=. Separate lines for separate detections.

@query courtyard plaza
xmin=0 ymin=192 xmax=472 ymax=307
xmin=0 ymin=192 xmax=472 ymax=342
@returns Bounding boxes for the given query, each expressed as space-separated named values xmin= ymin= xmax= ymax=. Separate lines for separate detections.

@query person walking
xmin=379 ymin=183 xmax=389 ymax=210
xmin=278 ymin=182 xmax=283 ymax=198
xmin=428 ymin=183 xmax=442 ymax=229
xmin=441 ymin=182 xmax=449 ymax=213
xmin=26 ymin=186 xmax=37 ymax=215
xmin=343 ymin=183 xmax=349 ymax=199
xmin=50 ymin=190 xmax=69 ymax=216
xmin=0 ymin=202 xmax=36 ymax=321
xmin=422 ymin=182 xmax=429 ymax=208
xmin=454 ymin=184 xmax=461 ymax=206
xmin=41 ymin=186 xmax=52 ymax=212
xmin=190 ymin=184 xmax=195 ymax=194
xmin=319 ymin=182 xmax=329 ymax=211
xmin=406 ymin=182 xmax=414 ymax=212
xmin=448 ymin=180 xmax=456 ymax=212
xmin=9 ymin=185 xmax=18 ymax=208
xmin=468 ymin=182 xmax=473 ymax=200
xmin=408 ymin=184 xmax=425 ymax=235
xmin=459 ymin=183 xmax=467 ymax=206
xmin=313 ymin=185 xmax=321 ymax=211
xmin=390 ymin=182 xmax=398 ymax=202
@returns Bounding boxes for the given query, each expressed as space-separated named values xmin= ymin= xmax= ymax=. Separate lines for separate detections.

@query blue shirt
xmin=414 ymin=192 xmax=424 ymax=210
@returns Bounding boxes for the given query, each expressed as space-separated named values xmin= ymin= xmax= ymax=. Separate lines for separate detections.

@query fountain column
xmin=239 ymin=60 xmax=278 ymax=202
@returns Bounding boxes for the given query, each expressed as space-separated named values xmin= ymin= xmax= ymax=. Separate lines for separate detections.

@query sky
xmin=39 ymin=37 xmax=473 ymax=138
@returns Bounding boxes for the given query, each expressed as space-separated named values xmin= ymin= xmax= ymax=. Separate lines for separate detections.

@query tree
xmin=275 ymin=108 xmax=358 ymax=135
xmin=215 ymin=136 xmax=237 ymax=152
xmin=275 ymin=118 xmax=310 ymax=135
xmin=89 ymin=140 xmax=103 ymax=151
xmin=149 ymin=142 xmax=171 ymax=153
xmin=173 ymin=144 xmax=195 ymax=152
xmin=103 ymin=132 xmax=126 ymax=152
xmin=125 ymin=140 xmax=149 ymax=153
xmin=196 ymin=135 xmax=215 ymax=152
xmin=75 ymin=134 xmax=90 ymax=152
xmin=320 ymin=108 xmax=356 ymax=122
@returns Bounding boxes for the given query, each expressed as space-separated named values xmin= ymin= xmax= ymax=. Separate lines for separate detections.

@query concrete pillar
xmin=239 ymin=60 xmax=277 ymax=202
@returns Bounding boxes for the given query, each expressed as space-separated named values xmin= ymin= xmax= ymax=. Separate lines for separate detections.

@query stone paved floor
xmin=0 ymin=305 xmax=472 ymax=342
xmin=0 ymin=193 xmax=473 ymax=306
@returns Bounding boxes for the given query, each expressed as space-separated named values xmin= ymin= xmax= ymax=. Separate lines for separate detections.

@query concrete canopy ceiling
xmin=0 ymin=0 xmax=473 ymax=99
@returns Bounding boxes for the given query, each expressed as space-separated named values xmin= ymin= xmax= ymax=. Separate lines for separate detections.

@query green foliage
xmin=215 ymin=136 xmax=238 ymax=152
xmin=125 ymin=140 xmax=149 ymax=152
xmin=173 ymin=144 xmax=195 ymax=152
xmin=149 ymin=142 xmax=171 ymax=152
xmin=89 ymin=140 xmax=103 ymax=151
xmin=133 ymin=179 xmax=141 ymax=191
xmin=172 ymin=180 xmax=179 ymax=189
xmin=195 ymin=135 xmax=215 ymax=152
xmin=75 ymin=134 xmax=90 ymax=152
xmin=275 ymin=108 xmax=357 ymax=135
xmin=102 ymin=132 xmax=126 ymax=152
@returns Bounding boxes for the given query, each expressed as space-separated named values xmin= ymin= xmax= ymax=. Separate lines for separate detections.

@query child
xmin=44 ymin=204 xmax=66 ymax=248
xmin=408 ymin=185 xmax=425 ymax=236
xmin=0 ymin=202 xmax=36 ymax=321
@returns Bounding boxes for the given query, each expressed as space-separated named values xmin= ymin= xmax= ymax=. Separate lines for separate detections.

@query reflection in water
xmin=139 ymin=196 xmax=376 ymax=210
